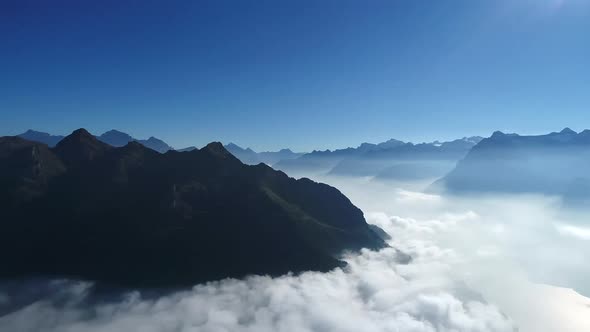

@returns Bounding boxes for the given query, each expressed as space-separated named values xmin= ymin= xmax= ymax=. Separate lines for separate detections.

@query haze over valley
xmin=3 ymin=1 xmax=590 ymax=331
xmin=2 ymin=127 xmax=590 ymax=331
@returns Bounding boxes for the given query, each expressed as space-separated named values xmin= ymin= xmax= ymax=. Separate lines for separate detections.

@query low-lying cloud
xmin=322 ymin=175 xmax=590 ymax=332
xmin=0 ymin=245 xmax=514 ymax=332
xmin=2 ymin=175 xmax=590 ymax=332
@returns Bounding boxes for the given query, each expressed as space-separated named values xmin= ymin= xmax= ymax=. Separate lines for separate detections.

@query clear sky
xmin=1 ymin=0 xmax=589 ymax=151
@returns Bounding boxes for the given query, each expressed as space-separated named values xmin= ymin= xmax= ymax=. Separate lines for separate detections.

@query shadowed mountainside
xmin=0 ymin=129 xmax=385 ymax=288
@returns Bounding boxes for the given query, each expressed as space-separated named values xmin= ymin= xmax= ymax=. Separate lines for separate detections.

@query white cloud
xmin=0 ymin=246 xmax=515 ymax=332
xmin=2 ymin=175 xmax=590 ymax=332
xmin=555 ymin=224 xmax=590 ymax=240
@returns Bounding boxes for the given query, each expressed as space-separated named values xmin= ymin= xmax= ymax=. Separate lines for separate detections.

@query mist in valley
xmin=4 ymin=1 xmax=590 ymax=331
xmin=2 ymin=172 xmax=589 ymax=332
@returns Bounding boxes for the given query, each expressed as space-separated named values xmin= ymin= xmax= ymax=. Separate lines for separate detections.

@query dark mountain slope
xmin=0 ymin=129 xmax=385 ymax=288
xmin=54 ymin=128 xmax=112 ymax=167
xmin=0 ymin=136 xmax=65 ymax=204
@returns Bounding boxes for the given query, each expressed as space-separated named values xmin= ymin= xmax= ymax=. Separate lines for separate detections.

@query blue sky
xmin=1 ymin=0 xmax=589 ymax=151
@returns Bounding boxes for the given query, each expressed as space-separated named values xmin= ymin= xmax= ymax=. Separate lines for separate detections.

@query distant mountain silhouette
xmin=224 ymin=143 xmax=304 ymax=166
xmin=258 ymin=148 xmax=304 ymax=165
xmin=273 ymin=147 xmax=367 ymax=175
xmin=17 ymin=130 xmax=64 ymax=147
xmin=224 ymin=143 xmax=261 ymax=165
xmin=330 ymin=137 xmax=482 ymax=178
xmin=0 ymin=129 xmax=385 ymax=288
xmin=274 ymin=137 xmax=482 ymax=179
xmin=176 ymin=146 xmax=198 ymax=152
xmin=97 ymin=129 xmax=173 ymax=153
xmin=137 ymin=136 xmax=173 ymax=153
xmin=16 ymin=129 xmax=173 ymax=153
xmin=437 ymin=128 xmax=590 ymax=200
xmin=97 ymin=129 xmax=135 ymax=147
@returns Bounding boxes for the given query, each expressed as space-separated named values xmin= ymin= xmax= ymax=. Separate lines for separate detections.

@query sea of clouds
xmin=1 ymin=176 xmax=589 ymax=332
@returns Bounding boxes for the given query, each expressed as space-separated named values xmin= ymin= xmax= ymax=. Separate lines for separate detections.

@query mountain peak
xmin=98 ymin=130 xmax=134 ymax=147
xmin=384 ymin=138 xmax=403 ymax=143
xmin=23 ymin=129 xmax=46 ymax=135
xmin=491 ymin=131 xmax=505 ymax=138
xmin=358 ymin=142 xmax=377 ymax=149
xmin=137 ymin=136 xmax=172 ymax=153
xmin=68 ymin=128 xmax=95 ymax=140
xmin=54 ymin=129 xmax=111 ymax=166
xmin=59 ymin=129 xmax=101 ymax=147
xmin=103 ymin=129 xmax=127 ymax=135
xmin=560 ymin=127 xmax=576 ymax=135
xmin=97 ymin=131 xmax=172 ymax=152
xmin=0 ymin=133 xmax=385 ymax=287
xmin=204 ymin=141 xmax=229 ymax=154
xmin=376 ymin=138 xmax=405 ymax=150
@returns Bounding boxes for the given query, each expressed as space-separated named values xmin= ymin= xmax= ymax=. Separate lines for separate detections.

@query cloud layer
xmin=2 ymin=175 xmax=590 ymax=332
xmin=0 ymin=243 xmax=514 ymax=332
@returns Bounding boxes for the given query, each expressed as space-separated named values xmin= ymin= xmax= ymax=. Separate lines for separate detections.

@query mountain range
xmin=17 ymin=130 xmax=304 ymax=163
xmin=15 ymin=130 xmax=482 ymax=183
xmin=274 ymin=137 xmax=483 ymax=180
xmin=18 ymin=129 xmax=173 ymax=153
xmin=436 ymin=128 xmax=590 ymax=203
xmin=19 ymin=127 xmax=590 ymax=202
xmin=17 ymin=130 xmax=65 ymax=148
xmin=172 ymin=143 xmax=304 ymax=165
xmin=0 ymin=129 xmax=385 ymax=287
xmin=97 ymin=129 xmax=173 ymax=153
xmin=224 ymin=143 xmax=304 ymax=166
